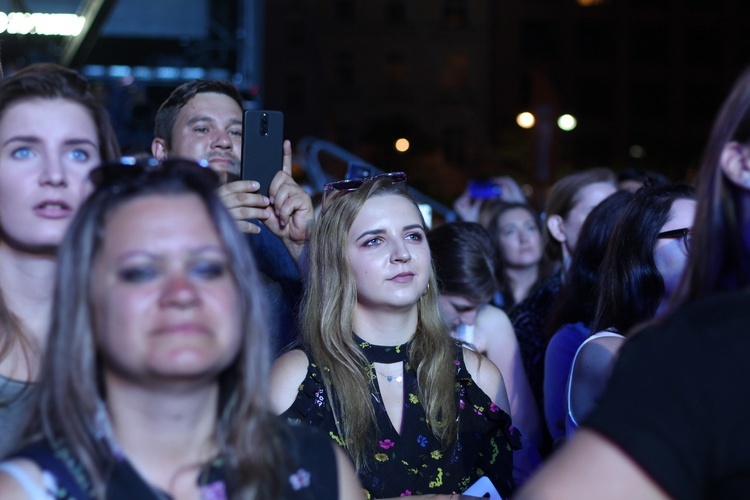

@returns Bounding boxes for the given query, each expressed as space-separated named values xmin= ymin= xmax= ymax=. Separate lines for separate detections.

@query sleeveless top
xmin=0 ymin=375 xmax=37 ymax=458
xmin=565 ymin=329 xmax=625 ymax=436
xmin=3 ymin=422 xmax=339 ymax=500
xmin=282 ymin=336 xmax=522 ymax=499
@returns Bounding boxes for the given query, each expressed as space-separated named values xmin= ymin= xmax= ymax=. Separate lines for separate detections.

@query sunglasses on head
xmin=321 ymin=171 xmax=408 ymax=212
xmin=89 ymin=157 xmax=221 ymax=191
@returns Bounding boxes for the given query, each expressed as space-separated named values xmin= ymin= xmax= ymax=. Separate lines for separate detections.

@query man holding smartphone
xmin=151 ymin=80 xmax=312 ymax=263
xmin=151 ymin=79 xmax=312 ymax=351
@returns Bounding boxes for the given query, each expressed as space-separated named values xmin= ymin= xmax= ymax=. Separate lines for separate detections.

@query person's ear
xmin=720 ymin=141 xmax=750 ymax=189
xmin=546 ymin=214 xmax=567 ymax=243
xmin=151 ymin=138 xmax=168 ymax=160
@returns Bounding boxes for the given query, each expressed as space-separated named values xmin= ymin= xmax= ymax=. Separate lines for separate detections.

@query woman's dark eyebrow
xmin=355 ymin=228 xmax=385 ymax=242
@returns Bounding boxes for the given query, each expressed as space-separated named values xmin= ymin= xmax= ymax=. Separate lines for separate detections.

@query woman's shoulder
xmin=476 ymin=304 xmax=512 ymax=328
xmin=573 ymin=331 xmax=626 ymax=381
xmin=580 ymin=330 xmax=625 ymax=353
xmin=269 ymin=349 xmax=312 ymax=415
xmin=461 ymin=348 xmax=502 ymax=384
xmin=0 ymin=458 xmax=47 ymax=499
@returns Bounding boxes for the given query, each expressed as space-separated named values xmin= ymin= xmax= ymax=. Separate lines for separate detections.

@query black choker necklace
xmin=353 ymin=333 xmax=410 ymax=364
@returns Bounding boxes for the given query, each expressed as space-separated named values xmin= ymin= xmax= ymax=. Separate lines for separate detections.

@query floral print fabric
xmin=282 ymin=339 xmax=521 ymax=498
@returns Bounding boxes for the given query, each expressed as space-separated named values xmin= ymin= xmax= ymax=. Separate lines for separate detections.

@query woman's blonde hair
xmin=302 ymin=176 xmax=457 ymax=469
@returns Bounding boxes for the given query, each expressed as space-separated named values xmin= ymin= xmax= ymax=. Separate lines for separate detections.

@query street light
xmin=394 ymin=138 xmax=410 ymax=153
xmin=557 ymin=114 xmax=577 ymax=131
xmin=516 ymin=111 xmax=535 ymax=129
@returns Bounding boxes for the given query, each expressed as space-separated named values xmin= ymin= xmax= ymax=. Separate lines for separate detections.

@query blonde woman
xmin=270 ymin=174 xmax=521 ymax=499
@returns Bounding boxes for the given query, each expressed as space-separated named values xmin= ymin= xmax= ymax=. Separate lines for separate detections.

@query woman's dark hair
xmin=0 ymin=63 xmax=120 ymax=161
xmin=546 ymin=190 xmax=634 ymax=339
xmin=428 ymin=221 xmax=499 ymax=304
xmin=671 ymin=65 xmax=750 ymax=306
xmin=593 ymin=183 xmax=695 ymax=335
xmin=0 ymin=63 xmax=120 ymax=390
xmin=482 ymin=201 xmax=553 ymax=306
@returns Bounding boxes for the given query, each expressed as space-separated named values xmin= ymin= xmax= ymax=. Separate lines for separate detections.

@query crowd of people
xmin=0 ymin=58 xmax=746 ymax=499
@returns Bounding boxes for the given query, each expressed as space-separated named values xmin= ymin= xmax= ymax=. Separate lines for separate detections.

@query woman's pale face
xmin=496 ymin=207 xmax=543 ymax=269
xmin=0 ymin=98 xmax=101 ymax=251
xmin=561 ymin=181 xmax=617 ymax=255
xmin=347 ymin=194 xmax=431 ymax=313
xmin=654 ymin=198 xmax=697 ymax=298
xmin=91 ymin=194 xmax=241 ymax=386
xmin=438 ymin=294 xmax=485 ymax=330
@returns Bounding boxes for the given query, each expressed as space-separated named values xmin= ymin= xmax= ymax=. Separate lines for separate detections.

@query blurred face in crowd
xmin=0 ymin=98 xmax=100 ymax=251
xmin=347 ymin=194 xmax=431 ymax=313
xmin=167 ymin=92 xmax=243 ymax=184
xmin=496 ymin=206 xmax=543 ymax=269
xmin=438 ymin=294 xmax=485 ymax=330
xmin=91 ymin=194 xmax=242 ymax=387
xmin=560 ymin=182 xmax=617 ymax=256
xmin=653 ymin=198 xmax=697 ymax=299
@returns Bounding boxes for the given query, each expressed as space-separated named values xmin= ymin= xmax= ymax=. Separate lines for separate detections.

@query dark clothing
xmin=282 ymin=337 xmax=521 ymax=499
xmin=508 ymin=272 xmax=563 ymax=425
xmin=585 ymin=289 xmax=750 ymax=500
xmin=247 ymin=225 xmax=303 ymax=355
xmin=11 ymin=422 xmax=338 ymax=499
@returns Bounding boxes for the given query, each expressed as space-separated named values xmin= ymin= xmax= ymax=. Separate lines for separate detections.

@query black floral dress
xmin=282 ymin=336 xmax=521 ymax=499
xmin=8 ymin=422 xmax=338 ymax=500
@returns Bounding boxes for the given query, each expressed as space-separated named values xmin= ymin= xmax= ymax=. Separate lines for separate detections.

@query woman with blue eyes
xmin=0 ymin=63 xmax=120 ymax=457
xmin=269 ymin=175 xmax=521 ymax=499
xmin=0 ymin=160 xmax=362 ymax=499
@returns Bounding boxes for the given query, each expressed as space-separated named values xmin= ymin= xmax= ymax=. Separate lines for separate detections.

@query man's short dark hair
xmin=153 ymin=79 xmax=243 ymax=148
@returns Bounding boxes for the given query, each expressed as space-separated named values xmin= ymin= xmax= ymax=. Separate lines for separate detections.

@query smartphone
xmin=468 ymin=179 xmax=502 ymax=200
xmin=241 ymin=110 xmax=284 ymax=196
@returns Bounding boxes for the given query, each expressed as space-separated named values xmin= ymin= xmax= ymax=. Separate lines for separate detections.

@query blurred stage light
xmin=0 ymin=12 xmax=85 ymax=36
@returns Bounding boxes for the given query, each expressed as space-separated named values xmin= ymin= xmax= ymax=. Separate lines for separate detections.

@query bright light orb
xmin=395 ymin=138 xmax=410 ymax=153
xmin=557 ymin=114 xmax=577 ymax=131
xmin=516 ymin=112 xmax=535 ymax=129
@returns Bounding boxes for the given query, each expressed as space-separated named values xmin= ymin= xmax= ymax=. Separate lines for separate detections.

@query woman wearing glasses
xmin=0 ymin=159 xmax=362 ymax=499
xmin=517 ymin=64 xmax=750 ymax=500
xmin=0 ymin=64 xmax=120 ymax=457
xmin=270 ymin=174 xmax=520 ymax=499
xmin=565 ymin=183 xmax=695 ymax=436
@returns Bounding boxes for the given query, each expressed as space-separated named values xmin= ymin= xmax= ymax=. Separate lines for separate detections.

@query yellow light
xmin=557 ymin=114 xmax=577 ymax=131
xmin=516 ymin=112 xmax=535 ymax=129
xmin=395 ymin=138 xmax=410 ymax=153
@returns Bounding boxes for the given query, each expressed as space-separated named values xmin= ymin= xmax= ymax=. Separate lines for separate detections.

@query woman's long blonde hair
xmin=302 ymin=177 xmax=457 ymax=469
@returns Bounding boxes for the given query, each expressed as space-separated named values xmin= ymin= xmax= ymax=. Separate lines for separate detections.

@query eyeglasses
xmin=89 ymin=157 xmax=221 ymax=191
xmin=656 ymin=227 xmax=692 ymax=254
xmin=321 ymin=171 xmax=407 ymax=212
